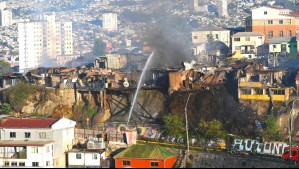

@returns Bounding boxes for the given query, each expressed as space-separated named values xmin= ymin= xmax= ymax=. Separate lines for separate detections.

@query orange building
xmin=114 ymin=144 xmax=177 ymax=168
xmin=245 ymin=6 xmax=299 ymax=43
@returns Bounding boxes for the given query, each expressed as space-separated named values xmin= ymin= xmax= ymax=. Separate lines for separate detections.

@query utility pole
xmin=185 ymin=93 xmax=193 ymax=154
xmin=289 ymin=100 xmax=298 ymax=162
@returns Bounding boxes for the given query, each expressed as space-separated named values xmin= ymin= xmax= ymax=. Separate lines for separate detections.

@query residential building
xmin=102 ymin=13 xmax=118 ymax=31
xmin=191 ymin=27 xmax=230 ymax=47
xmin=269 ymin=37 xmax=298 ymax=57
xmin=18 ymin=12 xmax=74 ymax=72
xmin=245 ymin=6 xmax=299 ymax=42
xmin=238 ymin=64 xmax=292 ymax=103
xmin=0 ymin=117 xmax=76 ymax=168
xmin=231 ymin=32 xmax=265 ymax=59
xmin=67 ymin=149 xmax=107 ymax=168
xmin=217 ymin=0 xmax=228 ymax=17
xmin=114 ymin=144 xmax=177 ymax=168
xmin=0 ymin=9 xmax=12 ymax=27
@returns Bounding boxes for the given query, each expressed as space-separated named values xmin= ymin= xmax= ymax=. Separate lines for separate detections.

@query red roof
xmin=0 ymin=118 xmax=58 ymax=128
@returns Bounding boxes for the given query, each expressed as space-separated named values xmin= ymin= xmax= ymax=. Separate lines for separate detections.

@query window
xmin=10 ymin=132 xmax=16 ymax=138
xmin=273 ymin=45 xmax=276 ymax=48
xmin=123 ymin=161 xmax=130 ymax=166
xmin=19 ymin=162 xmax=25 ymax=166
xmin=272 ymin=89 xmax=285 ymax=95
xmin=39 ymin=132 xmax=46 ymax=139
xmin=215 ymin=34 xmax=219 ymax=39
xmin=288 ymin=30 xmax=292 ymax=37
xmin=268 ymin=31 xmax=273 ymax=38
xmin=234 ymin=38 xmax=240 ymax=41
xmin=11 ymin=162 xmax=17 ymax=166
xmin=92 ymin=154 xmax=97 ymax=160
xmin=4 ymin=162 xmax=9 ymax=166
xmin=245 ymin=37 xmax=250 ymax=41
xmin=279 ymin=20 xmax=283 ymax=24
xmin=193 ymin=36 xmax=198 ymax=39
xmin=264 ymin=11 xmax=267 ymax=15
xmin=235 ymin=46 xmax=241 ymax=50
xmin=32 ymin=147 xmax=38 ymax=153
xmin=279 ymin=30 xmax=284 ymax=37
xmin=46 ymin=161 xmax=50 ymax=166
xmin=25 ymin=132 xmax=31 ymax=138
xmin=268 ymin=20 xmax=273 ymax=24
xmin=76 ymin=153 xmax=81 ymax=159
xmin=241 ymin=89 xmax=251 ymax=95
xmin=255 ymin=89 xmax=263 ymax=95
xmin=151 ymin=162 xmax=159 ymax=167
xmin=32 ymin=162 xmax=39 ymax=167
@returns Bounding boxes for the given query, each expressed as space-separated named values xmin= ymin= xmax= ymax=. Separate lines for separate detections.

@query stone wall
xmin=189 ymin=152 xmax=291 ymax=168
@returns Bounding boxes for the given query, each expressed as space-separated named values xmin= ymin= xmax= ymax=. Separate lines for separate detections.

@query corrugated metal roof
xmin=192 ymin=27 xmax=229 ymax=32
xmin=0 ymin=118 xmax=58 ymax=128
xmin=232 ymin=32 xmax=264 ymax=37
xmin=114 ymin=144 xmax=176 ymax=159
xmin=269 ymin=37 xmax=297 ymax=44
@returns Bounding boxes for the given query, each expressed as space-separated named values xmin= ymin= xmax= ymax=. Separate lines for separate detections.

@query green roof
xmin=114 ymin=144 xmax=177 ymax=159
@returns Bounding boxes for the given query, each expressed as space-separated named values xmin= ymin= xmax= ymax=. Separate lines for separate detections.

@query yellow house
xmin=238 ymin=66 xmax=291 ymax=102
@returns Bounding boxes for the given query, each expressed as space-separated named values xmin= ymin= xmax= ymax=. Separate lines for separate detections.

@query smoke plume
xmin=143 ymin=6 xmax=194 ymax=68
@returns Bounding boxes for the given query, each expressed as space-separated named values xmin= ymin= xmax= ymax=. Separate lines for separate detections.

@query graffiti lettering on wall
xmin=103 ymin=123 xmax=223 ymax=147
xmin=232 ymin=139 xmax=289 ymax=156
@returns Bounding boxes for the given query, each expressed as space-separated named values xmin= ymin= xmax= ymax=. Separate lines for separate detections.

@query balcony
xmin=11 ymin=151 xmax=27 ymax=159
xmin=239 ymin=82 xmax=263 ymax=87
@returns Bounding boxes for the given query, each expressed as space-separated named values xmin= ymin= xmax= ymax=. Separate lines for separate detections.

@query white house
xmin=191 ymin=27 xmax=230 ymax=47
xmin=0 ymin=117 xmax=76 ymax=168
xmin=67 ymin=149 xmax=108 ymax=168
xmin=231 ymin=32 xmax=265 ymax=59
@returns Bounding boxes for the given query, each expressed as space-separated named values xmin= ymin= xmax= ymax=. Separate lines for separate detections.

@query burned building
xmin=238 ymin=63 xmax=292 ymax=103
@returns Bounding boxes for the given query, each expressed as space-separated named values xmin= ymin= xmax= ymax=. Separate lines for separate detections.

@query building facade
xmin=191 ymin=27 xmax=230 ymax=47
xmin=217 ymin=0 xmax=228 ymax=17
xmin=246 ymin=6 xmax=299 ymax=42
xmin=67 ymin=149 xmax=107 ymax=168
xmin=18 ymin=13 xmax=74 ymax=72
xmin=0 ymin=117 xmax=76 ymax=168
xmin=269 ymin=37 xmax=298 ymax=57
xmin=232 ymin=32 xmax=265 ymax=59
xmin=102 ymin=13 xmax=118 ymax=31
xmin=0 ymin=9 xmax=12 ymax=27
xmin=114 ymin=144 xmax=177 ymax=168
xmin=238 ymin=64 xmax=292 ymax=103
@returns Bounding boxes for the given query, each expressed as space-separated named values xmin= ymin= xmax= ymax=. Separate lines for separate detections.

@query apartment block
xmin=245 ymin=6 xmax=299 ymax=42
xmin=102 ymin=13 xmax=118 ymax=31
xmin=18 ymin=12 xmax=73 ymax=72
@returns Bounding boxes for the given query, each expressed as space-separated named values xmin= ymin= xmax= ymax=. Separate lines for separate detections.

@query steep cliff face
xmin=168 ymin=85 xmax=256 ymax=136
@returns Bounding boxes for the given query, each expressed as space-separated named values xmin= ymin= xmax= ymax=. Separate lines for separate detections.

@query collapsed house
xmin=168 ymin=61 xmax=232 ymax=94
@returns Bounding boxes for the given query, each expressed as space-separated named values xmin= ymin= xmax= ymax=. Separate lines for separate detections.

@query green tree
xmin=3 ymin=82 xmax=38 ymax=112
xmin=259 ymin=116 xmax=283 ymax=142
xmin=0 ymin=103 xmax=12 ymax=114
xmin=163 ymin=114 xmax=185 ymax=138
xmin=92 ymin=38 xmax=106 ymax=56
xmin=0 ymin=60 xmax=12 ymax=76
xmin=197 ymin=119 xmax=227 ymax=147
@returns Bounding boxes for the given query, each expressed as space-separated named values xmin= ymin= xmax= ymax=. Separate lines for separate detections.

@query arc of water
xmin=127 ymin=51 xmax=155 ymax=125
